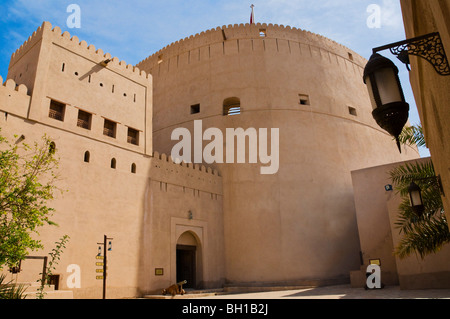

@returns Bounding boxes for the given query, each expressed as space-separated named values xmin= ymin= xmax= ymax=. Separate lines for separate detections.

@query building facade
xmin=399 ymin=0 xmax=450 ymax=224
xmin=1 ymin=21 xmax=419 ymax=298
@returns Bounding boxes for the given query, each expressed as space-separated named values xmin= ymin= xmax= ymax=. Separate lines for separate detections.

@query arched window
xmin=131 ymin=163 xmax=136 ymax=174
xmin=84 ymin=151 xmax=90 ymax=163
xmin=48 ymin=142 xmax=56 ymax=154
xmin=223 ymin=97 xmax=241 ymax=116
xmin=111 ymin=158 xmax=116 ymax=169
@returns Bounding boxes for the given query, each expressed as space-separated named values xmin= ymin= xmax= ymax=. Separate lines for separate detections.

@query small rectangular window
xmin=127 ymin=127 xmax=139 ymax=145
xmin=348 ymin=106 xmax=357 ymax=116
xmin=299 ymin=94 xmax=310 ymax=106
xmin=158 ymin=55 xmax=163 ymax=64
xmin=103 ymin=119 xmax=117 ymax=138
xmin=190 ymin=104 xmax=200 ymax=114
xmin=77 ymin=110 xmax=92 ymax=130
xmin=48 ymin=100 xmax=65 ymax=121
xmin=348 ymin=52 xmax=354 ymax=61
xmin=259 ymin=29 xmax=266 ymax=37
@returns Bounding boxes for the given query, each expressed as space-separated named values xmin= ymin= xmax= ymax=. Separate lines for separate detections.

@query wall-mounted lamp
xmin=97 ymin=246 xmax=102 ymax=256
xmin=408 ymin=175 xmax=445 ymax=218
xmin=101 ymin=59 xmax=111 ymax=67
xmin=108 ymin=241 xmax=112 ymax=251
xmin=363 ymin=53 xmax=409 ymax=152
xmin=408 ymin=181 xmax=425 ymax=217
xmin=363 ymin=32 xmax=450 ymax=152
xmin=188 ymin=210 xmax=193 ymax=220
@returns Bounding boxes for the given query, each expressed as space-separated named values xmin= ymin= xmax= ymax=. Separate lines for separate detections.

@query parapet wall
xmin=10 ymin=21 xmax=151 ymax=84
xmin=137 ymin=23 xmax=367 ymax=74
xmin=0 ymin=76 xmax=31 ymax=119
xmin=150 ymin=151 xmax=222 ymax=197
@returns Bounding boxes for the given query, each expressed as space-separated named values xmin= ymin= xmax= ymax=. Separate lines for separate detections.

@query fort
xmin=0 ymin=21 xmax=423 ymax=298
xmin=171 ymin=120 xmax=280 ymax=174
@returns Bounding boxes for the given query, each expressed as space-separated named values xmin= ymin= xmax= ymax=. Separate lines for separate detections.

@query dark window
xmin=84 ymin=151 xmax=90 ymax=163
xmin=131 ymin=163 xmax=136 ymax=174
xmin=223 ymin=97 xmax=241 ymax=116
xmin=299 ymin=94 xmax=310 ymax=106
xmin=49 ymin=142 xmax=56 ymax=154
xmin=49 ymin=100 xmax=65 ymax=121
xmin=127 ymin=127 xmax=139 ymax=146
xmin=191 ymin=104 xmax=200 ymax=114
xmin=111 ymin=158 xmax=116 ymax=169
xmin=103 ymin=119 xmax=116 ymax=138
xmin=348 ymin=106 xmax=357 ymax=116
xmin=77 ymin=110 xmax=92 ymax=130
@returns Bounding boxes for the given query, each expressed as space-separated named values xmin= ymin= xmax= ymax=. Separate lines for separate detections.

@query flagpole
xmin=250 ymin=4 xmax=255 ymax=24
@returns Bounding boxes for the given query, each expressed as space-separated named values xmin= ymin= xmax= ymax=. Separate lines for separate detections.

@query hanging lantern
xmin=363 ymin=53 xmax=410 ymax=152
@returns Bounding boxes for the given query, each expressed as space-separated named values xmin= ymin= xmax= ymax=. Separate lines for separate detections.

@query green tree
xmin=389 ymin=125 xmax=450 ymax=259
xmin=0 ymin=131 xmax=61 ymax=269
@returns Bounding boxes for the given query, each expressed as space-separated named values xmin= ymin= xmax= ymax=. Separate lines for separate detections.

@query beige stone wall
xmin=400 ymin=0 xmax=450 ymax=224
xmin=352 ymin=158 xmax=450 ymax=289
xmin=140 ymin=154 xmax=224 ymax=294
xmin=0 ymin=22 xmax=225 ymax=298
xmin=137 ymin=23 xmax=420 ymax=286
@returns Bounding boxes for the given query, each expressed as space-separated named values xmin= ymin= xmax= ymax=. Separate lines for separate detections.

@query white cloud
xmin=380 ymin=0 xmax=405 ymax=31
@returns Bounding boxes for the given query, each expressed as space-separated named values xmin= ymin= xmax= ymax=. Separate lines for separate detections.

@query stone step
xmin=17 ymin=282 xmax=55 ymax=293
xmin=6 ymin=281 xmax=73 ymax=299
xmin=143 ymin=288 xmax=225 ymax=299
xmin=23 ymin=290 xmax=74 ymax=299
xmin=223 ymin=285 xmax=316 ymax=294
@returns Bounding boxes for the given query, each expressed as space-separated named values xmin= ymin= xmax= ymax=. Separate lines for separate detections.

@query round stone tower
xmin=137 ymin=23 xmax=419 ymax=286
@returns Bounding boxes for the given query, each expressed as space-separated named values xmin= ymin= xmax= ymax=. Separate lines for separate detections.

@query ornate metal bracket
xmin=373 ymin=32 xmax=450 ymax=76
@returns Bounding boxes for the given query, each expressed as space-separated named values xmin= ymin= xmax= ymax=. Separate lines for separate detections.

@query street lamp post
xmin=97 ymin=234 xmax=113 ymax=299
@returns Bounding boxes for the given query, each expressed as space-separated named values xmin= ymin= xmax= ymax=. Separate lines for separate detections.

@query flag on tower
xmin=250 ymin=4 xmax=255 ymax=24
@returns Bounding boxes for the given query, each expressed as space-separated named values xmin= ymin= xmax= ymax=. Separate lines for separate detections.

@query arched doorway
xmin=176 ymin=231 xmax=199 ymax=289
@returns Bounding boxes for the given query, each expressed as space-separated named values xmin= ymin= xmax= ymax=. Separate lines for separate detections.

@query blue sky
xmin=0 ymin=0 xmax=429 ymax=156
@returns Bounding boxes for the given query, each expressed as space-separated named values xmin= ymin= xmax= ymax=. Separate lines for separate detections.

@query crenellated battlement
xmin=1 ymin=76 xmax=30 ymax=95
xmin=10 ymin=21 xmax=151 ymax=83
xmin=136 ymin=22 xmax=366 ymax=71
xmin=152 ymin=151 xmax=220 ymax=177
xmin=0 ymin=75 xmax=31 ymax=119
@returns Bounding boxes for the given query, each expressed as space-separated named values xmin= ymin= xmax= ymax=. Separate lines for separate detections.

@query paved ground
xmin=194 ymin=285 xmax=450 ymax=299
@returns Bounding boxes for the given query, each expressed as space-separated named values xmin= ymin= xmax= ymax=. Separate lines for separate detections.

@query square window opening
xmin=299 ymin=94 xmax=310 ymax=106
xmin=103 ymin=119 xmax=117 ymax=138
xmin=77 ymin=110 xmax=92 ymax=130
xmin=190 ymin=104 xmax=200 ymax=114
xmin=348 ymin=106 xmax=357 ymax=116
xmin=127 ymin=127 xmax=139 ymax=146
xmin=49 ymin=100 xmax=65 ymax=121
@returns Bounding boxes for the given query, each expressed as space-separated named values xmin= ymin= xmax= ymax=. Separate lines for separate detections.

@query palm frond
xmin=0 ymin=273 xmax=27 ymax=299
xmin=397 ymin=125 xmax=426 ymax=148
xmin=389 ymin=158 xmax=450 ymax=259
